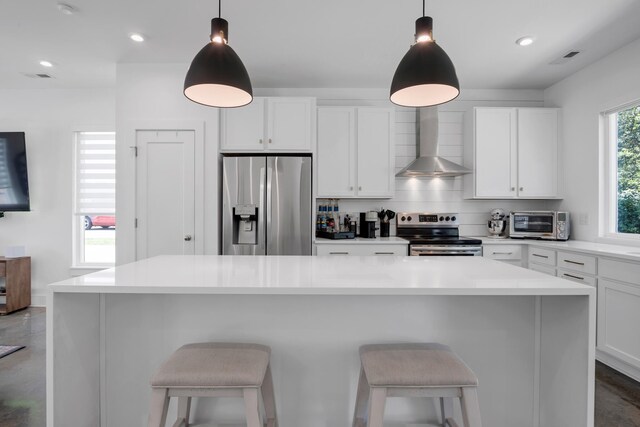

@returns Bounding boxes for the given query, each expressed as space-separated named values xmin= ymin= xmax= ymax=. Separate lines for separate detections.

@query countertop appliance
xmin=222 ymin=155 xmax=312 ymax=255
xmin=509 ymin=211 xmax=570 ymax=241
xmin=397 ymin=212 xmax=483 ymax=256
xmin=359 ymin=211 xmax=378 ymax=238
xmin=487 ymin=208 xmax=508 ymax=238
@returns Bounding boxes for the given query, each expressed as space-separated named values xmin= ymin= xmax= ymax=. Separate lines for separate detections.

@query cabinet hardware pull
xmin=359 ymin=186 xmax=362 ymax=190
xmin=511 ymin=187 xmax=515 ymax=191
xmin=564 ymin=259 xmax=585 ymax=266
xmin=532 ymin=254 xmax=549 ymax=258
xmin=269 ymin=138 xmax=272 ymax=144
xmin=492 ymin=252 xmax=513 ymax=255
xmin=520 ymin=187 xmax=524 ymax=191
xmin=350 ymin=186 xmax=354 ymax=190
xmin=259 ymin=139 xmax=263 ymax=144
xmin=329 ymin=252 xmax=349 ymax=255
xmin=375 ymin=252 xmax=395 ymax=255
xmin=563 ymin=273 xmax=584 ymax=281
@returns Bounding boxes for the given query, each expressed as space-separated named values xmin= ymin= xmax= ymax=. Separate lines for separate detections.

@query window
xmin=73 ymin=131 xmax=116 ymax=266
xmin=604 ymin=104 xmax=640 ymax=239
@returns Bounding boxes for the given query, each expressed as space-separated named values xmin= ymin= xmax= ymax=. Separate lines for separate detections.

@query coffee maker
xmin=487 ymin=208 xmax=508 ymax=238
xmin=359 ymin=211 xmax=378 ymax=238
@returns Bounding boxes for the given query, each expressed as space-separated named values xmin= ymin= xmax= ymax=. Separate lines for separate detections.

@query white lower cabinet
xmin=556 ymin=268 xmax=597 ymax=287
xmin=529 ymin=262 xmax=556 ymax=276
xmin=316 ymin=244 xmax=408 ymax=256
xmin=528 ymin=246 xmax=556 ymax=268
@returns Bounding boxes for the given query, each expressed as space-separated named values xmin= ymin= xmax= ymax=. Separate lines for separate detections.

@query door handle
xmin=184 ymin=235 xmax=192 ymax=241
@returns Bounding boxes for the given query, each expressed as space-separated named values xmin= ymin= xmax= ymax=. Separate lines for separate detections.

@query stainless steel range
xmin=397 ymin=212 xmax=483 ymax=256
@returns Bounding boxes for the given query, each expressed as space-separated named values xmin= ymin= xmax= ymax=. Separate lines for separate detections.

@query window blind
xmin=74 ymin=132 xmax=116 ymax=215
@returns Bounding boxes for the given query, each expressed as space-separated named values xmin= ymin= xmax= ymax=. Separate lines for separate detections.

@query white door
xmin=317 ymin=107 xmax=356 ymax=197
xmin=267 ymin=97 xmax=313 ymax=151
xmin=220 ymin=98 xmax=265 ymax=151
xmin=474 ymin=108 xmax=517 ymax=198
xmin=357 ymin=108 xmax=395 ymax=198
xmin=517 ymin=108 xmax=559 ymax=198
xmin=136 ymin=130 xmax=195 ymax=259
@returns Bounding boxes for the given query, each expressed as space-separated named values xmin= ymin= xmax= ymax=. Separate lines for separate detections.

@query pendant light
xmin=184 ymin=0 xmax=253 ymax=108
xmin=390 ymin=0 xmax=459 ymax=107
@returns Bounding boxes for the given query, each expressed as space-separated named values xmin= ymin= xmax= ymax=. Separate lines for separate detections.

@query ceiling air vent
xmin=22 ymin=73 xmax=54 ymax=79
xmin=550 ymin=50 xmax=581 ymax=65
xmin=36 ymin=73 xmax=52 ymax=78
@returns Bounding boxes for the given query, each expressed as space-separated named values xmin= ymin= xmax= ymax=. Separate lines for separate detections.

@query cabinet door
xmin=598 ymin=279 xmax=640 ymax=369
xmin=317 ymin=108 xmax=356 ymax=197
xmin=474 ymin=108 xmax=517 ymax=198
xmin=517 ymin=109 xmax=558 ymax=198
xmin=267 ymin=98 xmax=313 ymax=151
xmin=220 ymin=98 xmax=266 ymax=151
xmin=356 ymin=108 xmax=394 ymax=198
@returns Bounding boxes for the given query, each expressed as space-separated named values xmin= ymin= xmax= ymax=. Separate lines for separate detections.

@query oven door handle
xmin=410 ymin=245 xmax=483 ymax=252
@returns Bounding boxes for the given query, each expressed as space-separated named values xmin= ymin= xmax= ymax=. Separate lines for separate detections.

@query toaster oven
xmin=509 ymin=211 xmax=570 ymax=241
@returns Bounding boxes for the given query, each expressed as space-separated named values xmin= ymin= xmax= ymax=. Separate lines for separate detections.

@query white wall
xmin=545 ymin=37 xmax=640 ymax=243
xmin=0 ymin=88 xmax=115 ymax=304
xmin=115 ymin=63 xmax=220 ymax=264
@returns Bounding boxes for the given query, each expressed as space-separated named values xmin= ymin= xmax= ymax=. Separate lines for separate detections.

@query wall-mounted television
xmin=0 ymin=132 xmax=30 ymax=212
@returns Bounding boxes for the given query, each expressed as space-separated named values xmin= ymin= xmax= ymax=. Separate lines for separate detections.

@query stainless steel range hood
xmin=395 ymin=107 xmax=472 ymax=177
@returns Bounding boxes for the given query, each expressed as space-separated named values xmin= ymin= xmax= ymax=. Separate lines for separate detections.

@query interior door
xmin=135 ymin=130 xmax=195 ymax=259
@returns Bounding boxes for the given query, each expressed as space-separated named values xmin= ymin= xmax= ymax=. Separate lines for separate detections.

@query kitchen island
xmin=47 ymin=255 xmax=595 ymax=427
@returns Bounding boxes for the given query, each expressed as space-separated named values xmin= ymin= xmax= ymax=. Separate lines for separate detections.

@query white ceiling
xmin=2 ymin=0 xmax=640 ymax=90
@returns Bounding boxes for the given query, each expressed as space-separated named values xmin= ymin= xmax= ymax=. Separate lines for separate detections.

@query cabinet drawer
xmin=599 ymin=258 xmax=640 ymax=286
xmin=529 ymin=262 xmax=556 ymax=276
xmin=483 ymin=245 xmax=522 ymax=260
xmin=557 ymin=268 xmax=597 ymax=287
xmin=556 ymin=251 xmax=597 ymax=275
xmin=528 ymin=247 xmax=556 ymax=266
xmin=316 ymin=244 xmax=407 ymax=256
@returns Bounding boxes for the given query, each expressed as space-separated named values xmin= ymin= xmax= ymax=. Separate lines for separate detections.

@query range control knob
xmin=439 ymin=216 xmax=444 ymax=221
xmin=451 ymin=216 xmax=457 ymax=222
xmin=401 ymin=216 xmax=406 ymax=222
xmin=445 ymin=216 xmax=450 ymax=221
xmin=407 ymin=216 xmax=413 ymax=222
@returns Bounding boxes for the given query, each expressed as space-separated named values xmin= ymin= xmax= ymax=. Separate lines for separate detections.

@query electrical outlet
xmin=577 ymin=213 xmax=589 ymax=226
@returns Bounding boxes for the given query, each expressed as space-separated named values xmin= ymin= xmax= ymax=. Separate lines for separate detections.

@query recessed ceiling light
xmin=57 ymin=3 xmax=76 ymax=15
xmin=129 ymin=33 xmax=145 ymax=43
xmin=39 ymin=60 xmax=54 ymax=68
xmin=516 ymin=36 xmax=535 ymax=47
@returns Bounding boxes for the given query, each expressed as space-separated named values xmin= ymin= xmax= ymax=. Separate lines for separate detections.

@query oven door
xmin=410 ymin=245 xmax=483 ymax=256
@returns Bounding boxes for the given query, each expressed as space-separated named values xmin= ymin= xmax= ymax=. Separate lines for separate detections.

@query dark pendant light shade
xmin=390 ymin=15 xmax=460 ymax=107
xmin=184 ymin=15 xmax=253 ymax=108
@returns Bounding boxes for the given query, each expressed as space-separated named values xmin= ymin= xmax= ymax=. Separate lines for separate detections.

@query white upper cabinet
xmin=465 ymin=107 xmax=561 ymax=199
xmin=317 ymin=107 xmax=394 ymax=198
xmin=221 ymin=97 xmax=315 ymax=152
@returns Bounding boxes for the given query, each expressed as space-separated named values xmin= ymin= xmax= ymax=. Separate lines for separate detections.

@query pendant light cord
xmin=423 ymin=0 xmax=425 ymax=17
xmin=218 ymin=0 xmax=221 ymax=18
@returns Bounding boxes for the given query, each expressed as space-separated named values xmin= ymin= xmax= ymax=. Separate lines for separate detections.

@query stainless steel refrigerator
xmin=222 ymin=155 xmax=312 ymax=255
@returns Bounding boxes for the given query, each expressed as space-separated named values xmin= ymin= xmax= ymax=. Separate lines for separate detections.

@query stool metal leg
xmin=148 ymin=388 xmax=169 ymax=427
xmin=460 ymin=387 xmax=482 ymax=427
xmin=440 ymin=396 xmax=454 ymax=426
xmin=352 ymin=367 xmax=370 ymax=427
xmin=243 ymin=388 xmax=263 ymax=427
xmin=367 ymin=387 xmax=387 ymax=427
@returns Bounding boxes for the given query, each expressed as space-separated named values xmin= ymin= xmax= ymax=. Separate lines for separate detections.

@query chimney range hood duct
xmin=395 ymin=106 xmax=472 ymax=177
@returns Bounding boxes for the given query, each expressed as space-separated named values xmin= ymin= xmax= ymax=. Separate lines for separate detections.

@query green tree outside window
xmin=616 ymin=106 xmax=640 ymax=234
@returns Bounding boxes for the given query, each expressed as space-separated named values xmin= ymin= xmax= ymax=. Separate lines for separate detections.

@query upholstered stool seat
xmin=148 ymin=342 xmax=277 ymax=427
xmin=353 ymin=343 xmax=481 ymax=427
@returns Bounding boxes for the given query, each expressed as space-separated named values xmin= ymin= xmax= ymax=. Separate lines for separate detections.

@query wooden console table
xmin=0 ymin=256 xmax=31 ymax=315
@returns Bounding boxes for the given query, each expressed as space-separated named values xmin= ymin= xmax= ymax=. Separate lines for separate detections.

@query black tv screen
xmin=0 ymin=132 xmax=30 ymax=211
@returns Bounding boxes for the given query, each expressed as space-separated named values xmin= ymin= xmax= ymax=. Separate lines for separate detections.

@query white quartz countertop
xmin=314 ymin=236 xmax=409 ymax=245
xmin=478 ymin=237 xmax=640 ymax=261
xmin=48 ymin=255 xmax=593 ymax=296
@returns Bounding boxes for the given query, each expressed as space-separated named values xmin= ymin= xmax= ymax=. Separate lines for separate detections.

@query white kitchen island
xmin=46 ymin=255 xmax=595 ymax=427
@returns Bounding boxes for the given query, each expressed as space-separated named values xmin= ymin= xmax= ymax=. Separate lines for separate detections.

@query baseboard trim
xmin=31 ymin=294 xmax=47 ymax=307
xmin=597 ymin=350 xmax=640 ymax=383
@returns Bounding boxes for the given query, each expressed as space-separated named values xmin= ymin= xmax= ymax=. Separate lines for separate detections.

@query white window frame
xmin=601 ymin=101 xmax=640 ymax=243
xmin=72 ymin=129 xmax=116 ymax=269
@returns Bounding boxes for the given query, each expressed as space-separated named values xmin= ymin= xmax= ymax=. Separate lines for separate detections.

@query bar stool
xmin=352 ymin=343 xmax=481 ymax=427
xmin=148 ymin=342 xmax=277 ymax=427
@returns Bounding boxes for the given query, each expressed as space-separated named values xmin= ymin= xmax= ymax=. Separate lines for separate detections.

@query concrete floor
xmin=1 ymin=307 xmax=639 ymax=426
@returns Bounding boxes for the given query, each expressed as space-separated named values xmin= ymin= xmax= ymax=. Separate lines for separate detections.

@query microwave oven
xmin=509 ymin=211 xmax=570 ymax=241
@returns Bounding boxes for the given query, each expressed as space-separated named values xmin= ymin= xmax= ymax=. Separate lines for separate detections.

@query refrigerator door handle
xmin=265 ymin=160 xmax=273 ymax=255
xmin=259 ymin=164 xmax=267 ymax=253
